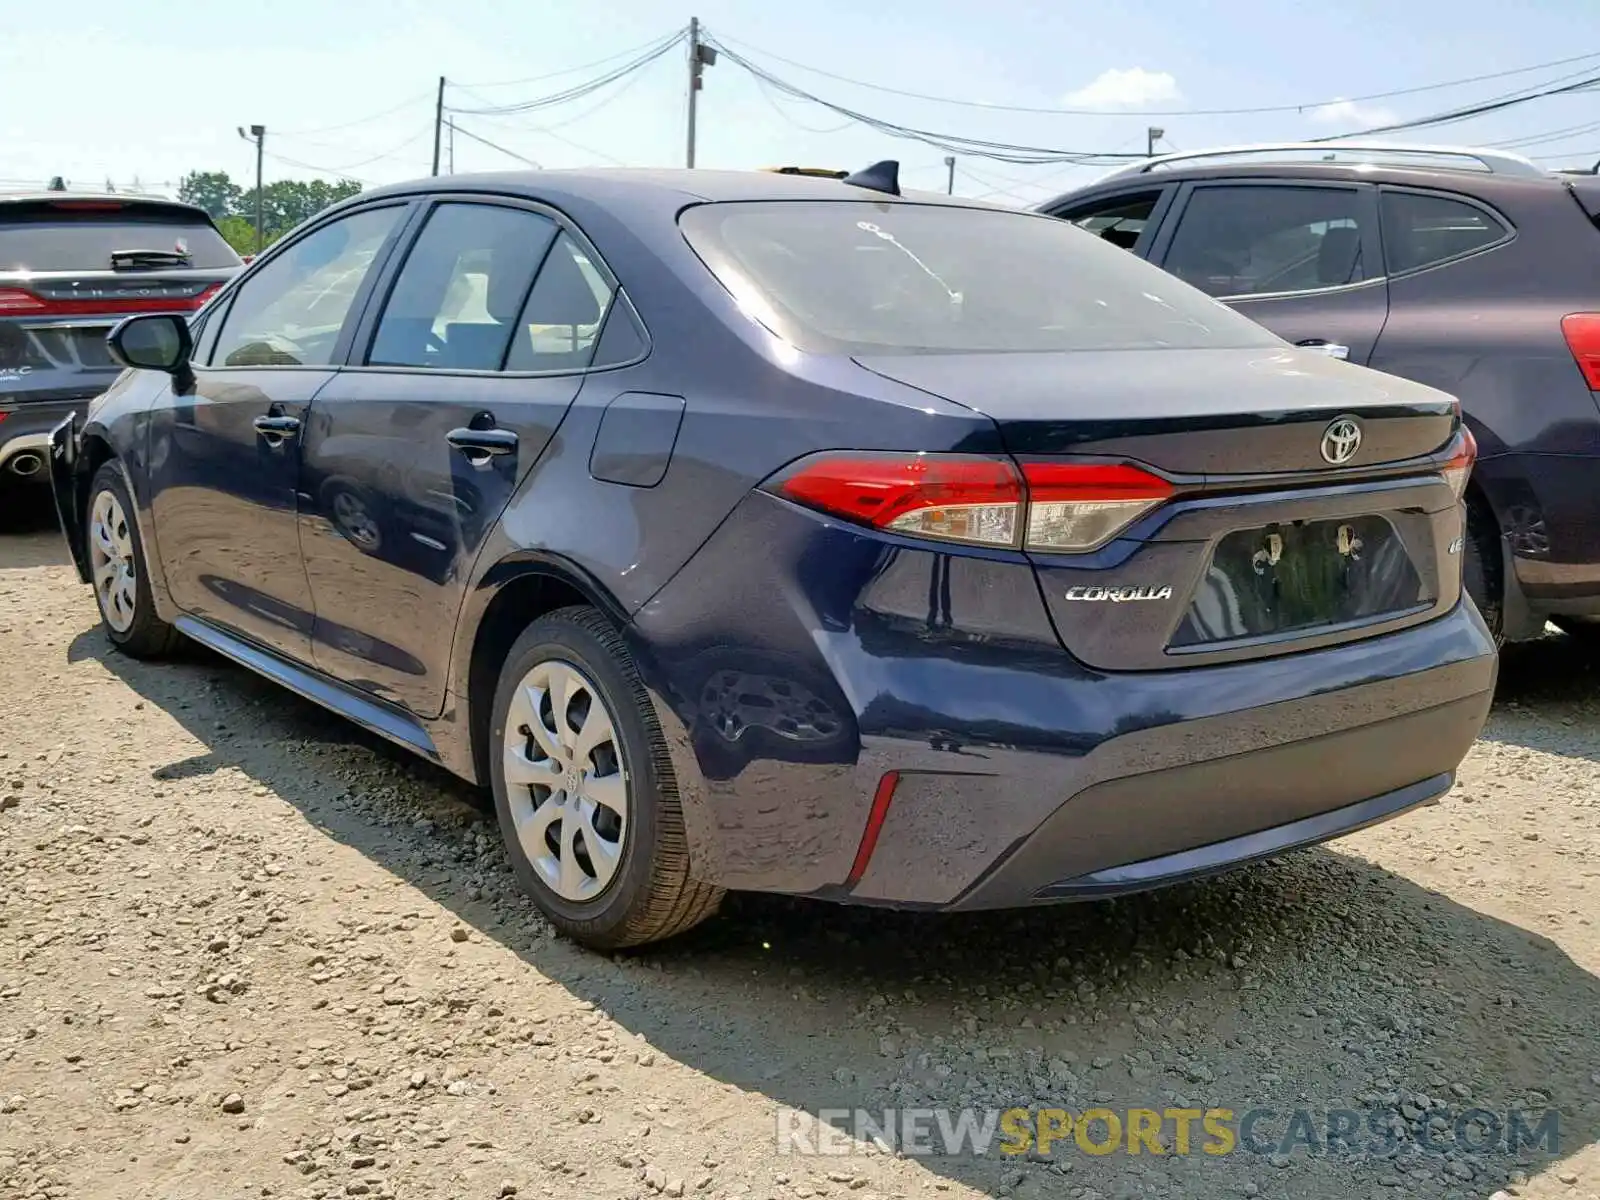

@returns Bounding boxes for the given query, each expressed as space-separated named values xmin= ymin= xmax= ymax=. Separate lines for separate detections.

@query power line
xmin=261 ymin=128 xmax=432 ymax=179
xmin=448 ymin=123 xmax=544 ymax=169
xmin=454 ymin=29 xmax=687 ymax=88
xmin=446 ymin=31 xmax=685 ymax=116
xmin=450 ymin=62 xmax=659 ymax=136
xmin=1308 ymin=68 xmax=1600 ymax=142
xmin=709 ymin=34 xmax=1600 ymax=118
xmin=707 ymin=41 xmax=1146 ymax=165
xmin=274 ymin=92 xmax=436 ymax=137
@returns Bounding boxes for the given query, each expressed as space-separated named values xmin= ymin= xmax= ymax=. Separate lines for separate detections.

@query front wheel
xmin=85 ymin=462 xmax=179 ymax=659
xmin=488 ymin=606 xmax=723 ymax=950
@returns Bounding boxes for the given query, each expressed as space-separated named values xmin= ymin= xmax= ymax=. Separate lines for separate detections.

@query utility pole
xmin=237 ymin=125 xmax=266 ymax=254
xmin=685 ymin=18 xmax=717 ymax=168
xmin=944 ymin=156 xmax=956 ymax=195
xmin=447 ymin=119 xmax=455 ymax=174
xmin=431 ymin=76 xmax=446 ymax=176
xmin=1147 ymin=126 xmax=1165 ymax=157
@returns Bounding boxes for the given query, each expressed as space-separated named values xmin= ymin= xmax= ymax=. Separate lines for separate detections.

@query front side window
xmin=678 ymin=200 xmax=1281 ymax=356
xmin=1163 ymin=186 xmax=1371 ymax=298
xmin=210 ymin=206 xmax=402 ymax=368
xmin=1380 ymin=191 xmax=1509 ymax=274
xmin=368 ymin=203 xmax=559 ymax=371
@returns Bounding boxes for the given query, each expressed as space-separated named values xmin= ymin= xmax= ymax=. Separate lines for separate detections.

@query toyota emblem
xmin=1320 ymin=416 xmax=1363 ymax=466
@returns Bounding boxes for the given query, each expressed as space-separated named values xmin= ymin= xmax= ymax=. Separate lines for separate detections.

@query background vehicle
xmin=47 ymin=166 xmax=1494 ymax=952
xmin=1039 ymin=142 xmax=1600 ymax=645
xmin=0 ymin=192 xmax=241 ymax=500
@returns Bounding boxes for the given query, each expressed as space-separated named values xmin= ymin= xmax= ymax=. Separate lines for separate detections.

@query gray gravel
xmin=3 ymin=504 xmax=1599 ymax=1200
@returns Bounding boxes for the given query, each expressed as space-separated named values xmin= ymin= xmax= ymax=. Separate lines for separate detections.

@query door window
xmin=367 ymin=203 xmax=560 ymax=371
xmin=208 ymin=206 xmax=402 ymax=368
xmin=1380 ymin=190 xmax=1509 ymax=274
xmin=1059 ymin=191 xmax=1163 ymax=251
xmin=505 ymin=232 xmax=618 ymax=372
xmin=1163 ymin=186 xmax=1371 ymax=298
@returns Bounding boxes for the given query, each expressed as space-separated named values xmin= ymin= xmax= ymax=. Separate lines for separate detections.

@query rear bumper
xmin=631 ymin=492 xmax=1499 ymax=909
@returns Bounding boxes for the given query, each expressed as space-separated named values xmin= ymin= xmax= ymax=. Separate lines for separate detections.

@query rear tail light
xmin=0 ymin=286 xmax=218 ymax=316
xmin=1561 ymin=313 xmax=1600 ymax=390
xmin=766 ymin=451 xmax=1175 ymax=553
xmin=1441 ymin=424 xmax=1477 ymax=500
xmin=0 ymin=289 xmax=47 ymax=314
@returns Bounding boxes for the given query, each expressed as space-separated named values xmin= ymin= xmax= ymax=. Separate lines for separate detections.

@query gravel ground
xmin=3 ymin=493 xmax=1599 ymax=1200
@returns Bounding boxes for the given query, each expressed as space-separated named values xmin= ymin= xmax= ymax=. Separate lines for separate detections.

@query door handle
xmin=1296 ymin=339 xmax=1351 ymax=361
xmin=446 ymin=427 xmax=517 ymax=462
xmin=253 ymin=414 xmax=301 ymax=440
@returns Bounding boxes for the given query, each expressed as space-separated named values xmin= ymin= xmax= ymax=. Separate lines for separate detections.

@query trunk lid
xmin=854 ymin=346 xmax=1467 ymax=670
xmin=853 ymin=345 xmax=1457 ymax=476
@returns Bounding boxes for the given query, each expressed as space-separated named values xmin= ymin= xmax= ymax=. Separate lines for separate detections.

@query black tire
xmin=488 ymin=605 xmax=723 ymax=950
xmin=85 ymin=461 xmax=180 ymax=659
xmin=1461 ymin=500 xmax=1504 ymax=646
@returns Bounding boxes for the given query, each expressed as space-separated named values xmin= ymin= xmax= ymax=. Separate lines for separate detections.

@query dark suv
xmin=1041 ymin=143 xmax=1600 ymax=643
xmin=0 ymin=192 xmax=241 ymax=494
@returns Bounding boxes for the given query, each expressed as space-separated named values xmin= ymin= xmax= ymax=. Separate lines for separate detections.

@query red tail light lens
xmin=1561 ymin=313 xmax=1600 ymax=390
xmin=0 ymin=288 xmax=46 ymax=314
xmin=768 ymin=452 xmax=1175 ymax=552
xmin=1441 ymin=424 xmax=1477 ymax=500
xmin=772 ymin=452 xmax=1023 ymax=547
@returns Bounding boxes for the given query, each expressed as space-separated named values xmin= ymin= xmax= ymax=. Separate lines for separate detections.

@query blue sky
xmin=5 ymin=0 xmax=1599 ymax=206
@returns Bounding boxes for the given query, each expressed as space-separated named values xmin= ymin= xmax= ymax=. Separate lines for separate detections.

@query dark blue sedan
xmin=44 ymin=162 xmax=1497 ymax=949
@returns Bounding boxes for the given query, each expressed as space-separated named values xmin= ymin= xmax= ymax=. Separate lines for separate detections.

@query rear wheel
xmin=1461 ymin=501 xmax=1503 ymax=646
xmin=488 ymin=606 xmax=723 ymax=950
xmin=86 ymin=462 xmax=179 ymax=659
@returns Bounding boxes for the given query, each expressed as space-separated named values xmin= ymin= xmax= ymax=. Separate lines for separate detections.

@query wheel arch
xmin=456 ymin=552 xmax=634 ymax=787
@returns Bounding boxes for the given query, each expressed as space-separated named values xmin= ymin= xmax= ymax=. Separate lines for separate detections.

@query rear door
xmin=298 ymin=196 xmax=633 ymax=716
xmin=1152 ymin=180 xmax=1390 ymax=364
xmin=0 ymin=196 xmax=238 ymax=469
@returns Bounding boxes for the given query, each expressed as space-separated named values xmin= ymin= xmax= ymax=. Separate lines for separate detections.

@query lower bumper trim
xmin=1034 ymin=772 xmax=1449 ymax=900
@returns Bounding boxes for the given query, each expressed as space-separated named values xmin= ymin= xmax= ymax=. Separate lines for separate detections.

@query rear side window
xmin=368 ymin=203 xmax=559 ymax=371
xmin=1380 ymin=191 xmax=1508 ymax=274
xmin=678 ymin=200 xmax=1280 ymax=356
xmin=1060 ymin=191 xmax=1163 ymax=251
xmin=1163 ymin=185 xmax=1369 ymax=298
xmin=0 ymin=201 xmax=240 ymax=271
xmin=504 ymin=232 xmax=618 ymax=372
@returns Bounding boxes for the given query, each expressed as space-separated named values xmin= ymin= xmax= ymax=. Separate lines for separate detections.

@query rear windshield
xmin=678 ymin=200 xmax=1283 ymax=355
xmin=0 ymin=203 xmax=240 ymax=272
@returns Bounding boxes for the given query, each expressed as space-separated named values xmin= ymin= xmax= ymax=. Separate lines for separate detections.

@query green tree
xmin=177 ymin=170 xmax=243 ymax=220
xmin=236 ymin=178 xmax=362 ymax=239
xmin=215 ymin=214 xmax=266 ymax=256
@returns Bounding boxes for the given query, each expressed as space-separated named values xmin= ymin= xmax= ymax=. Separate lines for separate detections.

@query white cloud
xmin=1308 ymin=99 xmax=1400 ymax=130
xmin=1062 ymin=67 xmax=1182 ymax=111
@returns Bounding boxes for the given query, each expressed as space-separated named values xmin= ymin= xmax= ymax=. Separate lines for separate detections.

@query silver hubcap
xmin=89 ymin=489 xmax=138 ymax=633
xmin=502 ymin=659 xmax=628 ymax=903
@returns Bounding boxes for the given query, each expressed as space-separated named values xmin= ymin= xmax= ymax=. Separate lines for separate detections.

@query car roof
xmin=356 ymin=167 xmax=1017 ymax=213
xmin=1038 ymin=159 xmax=1566 ymax=210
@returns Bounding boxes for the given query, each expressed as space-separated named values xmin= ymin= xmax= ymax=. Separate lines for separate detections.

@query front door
xmin=146 ymin=203 xmax=408 ymax=657
xmin=1154 ymin=181 xmax=1390 ymax=364
xmin=298 ymin=198 xmax=626 ymax=715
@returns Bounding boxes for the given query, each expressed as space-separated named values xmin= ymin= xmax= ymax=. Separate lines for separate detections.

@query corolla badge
xmin=1320 ymin=416 xmax=1363 ymax=465
xmin=1064 ymin=585 xmax=1173 ymax=602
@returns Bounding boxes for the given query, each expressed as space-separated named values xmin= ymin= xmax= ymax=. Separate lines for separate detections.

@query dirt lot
xmin=2 ymin=492 xmax=1599 ymax=1200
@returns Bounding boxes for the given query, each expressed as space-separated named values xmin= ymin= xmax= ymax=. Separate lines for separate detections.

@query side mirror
xmin=108 ymin=313 xmax=194 ymax=374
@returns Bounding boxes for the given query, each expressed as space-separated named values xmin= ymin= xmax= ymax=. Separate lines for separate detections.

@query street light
xmin=1147 ymin=127 xmax=1166 ymax=157
xmin=237 ymin=124 xmax=266 ymax=254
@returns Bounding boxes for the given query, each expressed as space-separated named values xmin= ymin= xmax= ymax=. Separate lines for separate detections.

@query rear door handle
xmin=446 ymin=427 xmax=518 ymax=461
xmin=1296 ymin=339 xmax=1351 ymax=360
xmin=253 ymin=414 xmax=301 ymax=438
